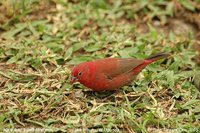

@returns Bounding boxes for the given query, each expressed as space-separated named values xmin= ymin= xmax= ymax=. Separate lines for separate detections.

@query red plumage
xmin=70 ymin=53 xmax=169 ymax=91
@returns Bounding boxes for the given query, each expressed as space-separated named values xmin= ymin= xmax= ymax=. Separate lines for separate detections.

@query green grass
xmin=0 ymin=0 xmax=200 ymax=132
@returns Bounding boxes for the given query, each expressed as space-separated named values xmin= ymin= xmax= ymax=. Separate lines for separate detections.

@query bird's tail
xmin=132 ymin=52 xmax=170 ymax=75
xmin=146 ymin=52 xmax=170 ymax=62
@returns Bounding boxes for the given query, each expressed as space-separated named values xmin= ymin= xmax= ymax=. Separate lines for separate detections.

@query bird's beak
xmin=70 ymin=76 xmax=78 ymax=84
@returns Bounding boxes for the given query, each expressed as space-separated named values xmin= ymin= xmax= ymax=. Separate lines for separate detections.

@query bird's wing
xmin=115 ymin=58 xmax=144 ymax=75
xmin=98 ymin=58 xmax=144 ymax=79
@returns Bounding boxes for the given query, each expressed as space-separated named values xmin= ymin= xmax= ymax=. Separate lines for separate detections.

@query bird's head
xmin=70 ymin=63 xmax=91 ymax=84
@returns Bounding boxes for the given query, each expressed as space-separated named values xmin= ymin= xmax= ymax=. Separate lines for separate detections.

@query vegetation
xmin=0 ymin=0 xmax=200 ymax=132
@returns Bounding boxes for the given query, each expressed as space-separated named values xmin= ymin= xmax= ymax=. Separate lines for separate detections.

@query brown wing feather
xmin=108 ymin=58 xmax=144 ymax=78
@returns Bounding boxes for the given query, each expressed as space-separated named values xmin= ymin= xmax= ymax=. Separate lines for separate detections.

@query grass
xmin=0 ymin=0 xmax=200 ymax=132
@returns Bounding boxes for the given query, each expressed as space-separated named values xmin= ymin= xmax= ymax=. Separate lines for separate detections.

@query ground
xmin=0 ymin=0 xmax=200 ymax=133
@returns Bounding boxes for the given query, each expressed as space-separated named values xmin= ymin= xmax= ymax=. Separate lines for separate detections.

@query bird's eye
xmin=78 ymin=72 xmax=82 ymax=76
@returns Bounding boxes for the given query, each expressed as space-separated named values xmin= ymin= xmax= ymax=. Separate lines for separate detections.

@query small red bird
xmin=70 ymin=53 xmax=169 ymax=91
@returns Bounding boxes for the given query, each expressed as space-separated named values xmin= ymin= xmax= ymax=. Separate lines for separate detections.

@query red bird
xmin=70 ymin=53 xmax=169 ymax=91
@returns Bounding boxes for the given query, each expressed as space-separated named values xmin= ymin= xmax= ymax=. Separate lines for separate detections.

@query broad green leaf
xmin=29 ymin=58 xmax=42 ymax=69
xmin=68 ymin=56 xmax=93 ymax=65
xmin=1 ymin=23 xmax=27 ymax=39
xmin=91 ymin=0 xmax=109 ymax=9
xmin=180 ymin=0 xmax=195 ymax=11
xmin=64 ymin=47 xmax=73 ymax=60
xmin=84 ymin=44 xmax=102 ymax=52
xmin=47 ymin=42 xmax=64 ymax=53
xmin=181 ymin=99 xmax=200 ymax=109
xmin=72 ymin=42 xmax=88 ymax=51
xmin=7 ymin=56 xmax=18 ymax=64
xmin=194 ymin=74 xmax=200 ymax=91
xmin=166 ymin=2 xmax=174 ymax=16
xmin=118 ymin=47 xmax=138 ymax=58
